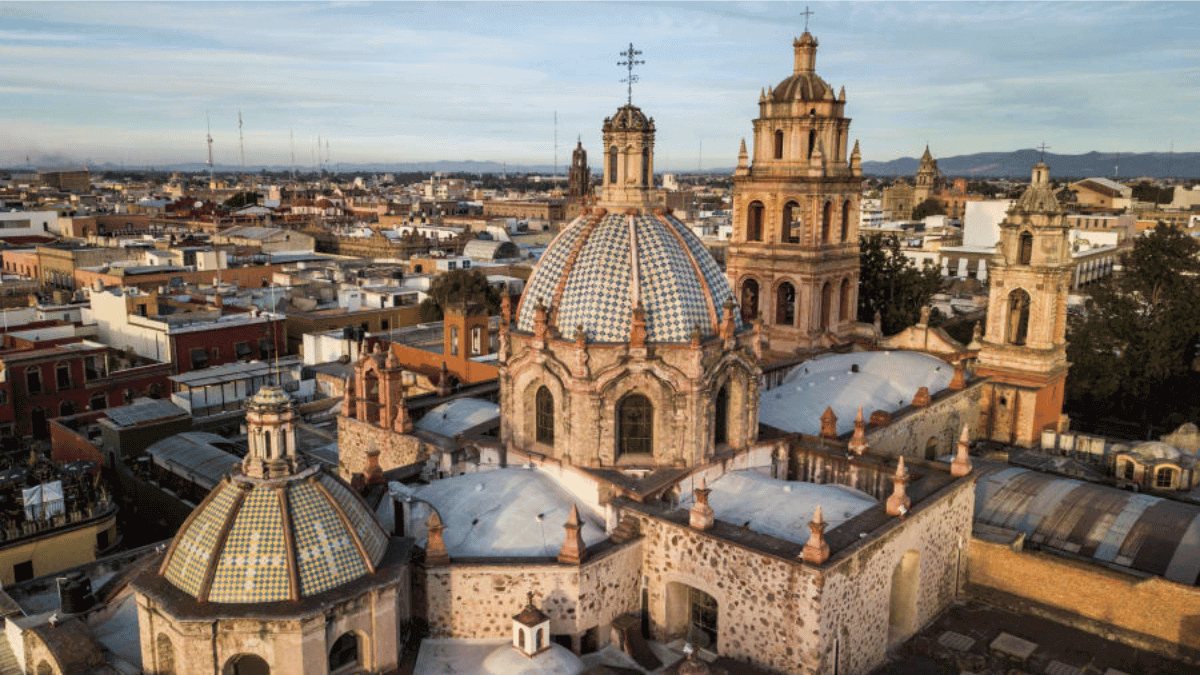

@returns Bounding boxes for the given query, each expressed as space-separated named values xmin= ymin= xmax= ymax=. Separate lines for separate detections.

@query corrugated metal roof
xmin=105 ymin=399 xmax=188 ymax=428
xmin=146 ymin=432 xmax=239 ymax=490
xmin=975 ymin=466 xmax=1200 ymax=585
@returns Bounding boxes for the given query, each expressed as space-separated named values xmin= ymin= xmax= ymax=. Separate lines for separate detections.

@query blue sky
xmin=0 ymin=1 xmax=1196 ymax=170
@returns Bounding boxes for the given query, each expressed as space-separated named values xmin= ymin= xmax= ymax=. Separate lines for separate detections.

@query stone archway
xmin=223 ymin=654 xmax=270 ymax=675
xmin=888 ymin=550 xmax=921 ymax=645
xmin=666 ymin=582 xmax=719 ymax=651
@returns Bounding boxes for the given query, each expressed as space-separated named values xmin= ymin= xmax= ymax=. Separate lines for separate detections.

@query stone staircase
xmin=609 ymin=515 xmax=641 ymax=544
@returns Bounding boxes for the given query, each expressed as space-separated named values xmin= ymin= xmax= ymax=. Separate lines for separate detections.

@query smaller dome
xmin=248 ymin=384 xmax=290 ymax=407
xmin=480 ymin=644 xmax=584 ymax=675
xmin=772 ymin=72 xmax=832 ymax=102
xmin=603 ymin=104 xmax=654 ymax=132
xmin=1131 ymin=441 xmax=1182 ymax=463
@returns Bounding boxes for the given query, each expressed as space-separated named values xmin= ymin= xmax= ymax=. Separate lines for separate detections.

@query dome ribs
xmin=655 ymin=212 xmax=719 ymax=331
xmin=312 ymin=477 xmax=376 ymax=575
xmin=195 ymin=485 xmax=250 ymax=603
xmin=547 ymin=210 xmax=605 ymax=330
xmin=276 ymin=485 xmax=302 ymax=601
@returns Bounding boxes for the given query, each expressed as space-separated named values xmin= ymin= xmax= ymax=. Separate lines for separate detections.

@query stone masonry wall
xmin=424 ymin=541 xmax=643 ymax=644
xmin=865 ymin=382 xmax=982 ymax=459
xmin=818 ymin=477 xmax=975 ymax=675
xmin=337 ymin=414 xmax=432 ymax=480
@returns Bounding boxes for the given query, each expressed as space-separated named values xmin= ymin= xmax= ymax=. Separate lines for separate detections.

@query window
xmin=381 ymin=319 xmax=390 ymax=332
xmin=211 ymin=347 xmax=220 ymax=360
xmin=448 ymin=261 xmax=457 ymax=270
xmin=807 ymin=129 xmax=816 ymax=160
xmin=1156 ymin=468 xmax=1174 ymax=489
xmin=618 ymin=394 xmax=653 ymax=457
xmin=775 ymin=282 xmax=795 ymax=326
xmin=841 ymin=199 xmax=852 ymax=242
xmin=840 ymin=278 xmax=852 ymax=326
xmin=0 ymin=390 xmax=7 ymax=405
xmin=329 ymin=633 xmax=359 ymax=672
xmin=13 ymin=561 xmax=32 ymax=583
xmin=259 ymin=339 xmax=275 ymax=360
xmin=1006 ymin=289 xmax=1031 ymax=346
xmin=90 ymin=392 xmax=107 ymax=411
xmin=820 ymin=282 xmax=833 ymax=331
xmin=688 ymin=586 xmax=719 ymax=649
xmin=450 ymin=326 xmax=459 ymax=356
xmin=747 ymin=201 xmax=764 ymax=242
xmin=641 ymin=147 xmax=650 ymax=185
xmin=821 ymin=201 xmax=833 ymax=243
xmin=235 ymin=342 xmax=252 ymax=361
xmin=773 ymin=129 xmax=784 ymax=159
xmin=714 ymin=386 xmax=728 ymax=447
xmin=1019 ymin=231 xmax=1033 ymax=265
xmin=59 ymin=401 xmax=74 ymax=417
xmin=97 ymin=528 xmax=109 ymax=551
xmin=1122 ymin=461 xmax=1135 ymax=480
xmin=190 ymin=348 xmax=209 ymax=370
xmin=25 ymin=368 xmax=42 ymax=395
xmin=609 ymin=146 xmax=618 ymax=183
xmin=740 ymin=279 xmax=759 ymax=324
xmin=471 ymin=326 xmax=482 ymax=355
xmin=463 ymin=260 xmax=471 ymax=268
xmin=536 ymin=386 xmax=554 ymax=446
xmin=782 ymin=201 xmax=801 ymax=243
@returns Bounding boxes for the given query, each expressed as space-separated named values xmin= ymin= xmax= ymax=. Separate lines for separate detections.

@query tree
xmin=418 ymin=268 xmax=502 ymax=322
xmin=911 ymin=198 xmax=944 ymax=220
xmin=1065 ymin=224 xmax=1200 ymax=433
xmin=223 ymin=191 xmax=259 ymax=209
xmin=1130 ymin=182 xmax=1173 ymax=205
xmin=857 ymin=234 xmax=943 ymax=335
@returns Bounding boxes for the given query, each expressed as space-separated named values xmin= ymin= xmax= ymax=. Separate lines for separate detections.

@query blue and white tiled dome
xmin=516 ymin=210 xmax=741 ymax=343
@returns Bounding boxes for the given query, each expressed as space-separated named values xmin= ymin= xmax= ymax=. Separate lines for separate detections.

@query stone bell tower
xmin=725 ymin=31 xmax=864 ymax=355
xmin=242 ymin=384 xmax=301 ymax=478
xmin=599 ymin=105 xmax=657 ymax=209
xmin=976 ymin=162 xmax=1071 ymax=446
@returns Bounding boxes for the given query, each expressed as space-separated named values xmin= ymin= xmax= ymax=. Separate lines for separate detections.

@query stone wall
xmin=337 ymin=414 xmax=432 ymax=480
xmin=819 ymin=476 xmax=975 ymax=675
xmin=423 ymin=540 xmax=643 ymax=648
xmin=865 ymin=382 xmax=982 ymax=459
xmin=967 ymin=535 xmax=1200 ymax=663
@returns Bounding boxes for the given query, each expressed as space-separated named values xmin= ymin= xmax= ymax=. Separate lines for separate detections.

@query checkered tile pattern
xmin=516 ymin=216 xmax=588 ymax=332
xmin=288 ymin=481 xmax=369 ymax=597
xmin=636 ymin=215 xmax=712 ymax=341
xmin=206 ymin=487 xmax=291 ymax=603
xmin=662 ymin=216 xmax=743 ymax=332
xmin=557 ymin=214 xmax=633 ymax=342
xmin=318 ymin=473 xmax=388 ymax=562
xmin=163 ymin=482 xmax=239 ymax=597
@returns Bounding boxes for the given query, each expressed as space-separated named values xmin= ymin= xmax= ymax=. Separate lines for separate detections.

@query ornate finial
xmin=500 ymin=292 xmax=512 ymax=324
xmin=801 ymin=4 xmax=814 ymax=32
xmin=802 ymin=504 xmax=829 ymax=564
xmin=690 ymin=475 xmax=715 ymax=531
xmin=720 ymin=298 xmax=736 ymax=342
xmin=533 ymin=298 xmax=549 ymax=341
xmin=426 ymin=510 xmax=450 ymax=565
xmin=630 ymin=302 xmax=648 ymax=348
xmin=951 ymin=424 xmax=973 ymax=477
xmin=819 ymin=406 xmax=838 ymax=439
xmin=887 ymin=456 xmax=911 ymax=516
xmin=617 ymin=43 xmax=645 ymax=106
xmin=575 ymin=324 xmax=587 ymax=347
xmin=526 ymin=590 xmax=535 ymax=608
xmin=558 ymin=504 xmax=586 ymax=564
xmin=848 ymin=406 xmax=868 ymax=455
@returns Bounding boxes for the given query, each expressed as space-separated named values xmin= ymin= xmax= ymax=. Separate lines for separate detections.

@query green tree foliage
xmin=418 ymin=268 xmax=502 ymax=322
xmin=223 ymin=191 xmax=260 ymax=209
xmin=857 ymin=234 xmax=944 ymax=335
xmin=966 ymin=181 xmax=1002 ymax=198
xmin=1130 ymin=182 xmax=1174 ymax=205
xmin=911 ymin=198 xmax=944 ymax=220
xmin=1066 ymin=224 xmax=1200 ymax=432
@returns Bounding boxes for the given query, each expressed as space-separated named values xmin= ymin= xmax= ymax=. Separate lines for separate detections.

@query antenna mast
xmin=238 ymin=111 xmax=245 ymax=174
xmin=206 ymin=110 xmax=214 ymax=185
xmin=554 ymin=111 xmax=558 ymax=179
xmin=290 ymin=129 xmax=296 ymax=180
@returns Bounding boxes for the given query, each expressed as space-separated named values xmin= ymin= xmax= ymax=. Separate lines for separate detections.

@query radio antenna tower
xmin=317 ymin=134 xmax=322 ymax=174
xmin=205 ymin=110 xmax=215 ymax=185
xmin=554 ymin=111 xmax=558 ymax=179
xmin=289 ymin=129 xmax=296 ymax=180
xmin=325 ymin=139 xmax=331 ymax=174
xmin=238 ymin=111 xmax=245 ymax=173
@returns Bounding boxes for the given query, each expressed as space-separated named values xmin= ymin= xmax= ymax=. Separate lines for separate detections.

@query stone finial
xmin=533 ymin=299 xmax=549 ymax=341
xmin=630 ymin=302 xmax=648 ymax=349
xmin=968 ymin=321 xmax=982 ymax=350
xmin=801 ymin=505 xmax=830 ymax=564
xmin=886 ymin=457 xmax=911 ymax=517
xmin=341 ymin=375 xmax=353 ymax=416
xmin=873 ymin=308 xmax=882 ymax=333
xmin=500 ymin=292 xmax=512 ymax=325
xmin=373 ymin=341 xmax=383 ymax=355
xmin=575 ymin=324 xmax=587 ymax=348
xmin=436 ymin=361 xmax=451 ymax=397
xmin=948 ymin=360 xmax=966 ymax=390
xmin=393 ymin=401 xmax=412 ymax=433
xmin=850 ymin=140 xmax=862 ymax=176
xmin=951 ymin=424 xmax=973 ymax=477
xmin=557 ymin=504 xmax=587 ymax=564
xmin=385 ymin=346 xmax=399 ymax=370
xmin=690 ymin=324 xmax=702 ymax=350
xmin=919 ymin=305 xmax=931 ymax=326
xmin=425 ymin=510 xmax=450 ymax=565
xmin=819 ymin=407 xmax=838 ymax=440
xmin=736 ymin=139 xmax=749 ymax=175
xmin=911 ymin=386 xmax=931 ymax=407
xmin=720 ymin=298 xmax=736 ymax=343
xmin=363 ymin=449 xmax=385 ymax=485
xmin=689 ymin=476 xmax=715 ymax=531
xmin=868 ymin=410 xmax=891 ymax=427
xmin=848 ymin=406 xmax=868 ymax=455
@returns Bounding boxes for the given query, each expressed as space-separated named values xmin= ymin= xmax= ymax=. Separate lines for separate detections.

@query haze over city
xmin=1 ymin=1 xmax=1197 ymax=170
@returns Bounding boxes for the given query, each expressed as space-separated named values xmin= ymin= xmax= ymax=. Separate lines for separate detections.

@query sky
xmin=0 ymin=1 xmax=1196 ymax=171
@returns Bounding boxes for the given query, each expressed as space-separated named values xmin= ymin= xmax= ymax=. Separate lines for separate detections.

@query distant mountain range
xmin=861 ymin=149 xmax=1200 ymax=180
xmin=8 ymin=149 xmax=1199 ymax=179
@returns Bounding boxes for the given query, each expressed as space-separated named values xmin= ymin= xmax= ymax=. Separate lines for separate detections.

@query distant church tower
xmin=725 ymin=31 xmax=864 ymax=354
xmin=975 ymin=162 xmax=1070 ymax=446
xmin=567 ymin=139 xmax=590 ymax=201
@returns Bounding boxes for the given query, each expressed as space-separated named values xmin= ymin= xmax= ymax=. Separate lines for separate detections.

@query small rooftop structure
xmin=415 ymin=398 xmax=500 ymax=438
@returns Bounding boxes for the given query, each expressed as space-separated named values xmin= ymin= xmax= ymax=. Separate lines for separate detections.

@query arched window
xmin=262 ymin=430 xmax=272 ymax=458
xmin=775 ymin=282 xmax=795 ymax=326
xmin=36 ymin=662 xmax=53 ymax=675
xmin=1122 ymin=461 xmax=1135 ymax=480
xmin=535 ymin=386 xmax=554 ymax=446
xmin=839 ymin=278 xmax=852 ymax=326
xmin=1156 ymin=468 xmax=1174 ymax=489
xmin=821 ymin=202 xmax=832 ymax=243
xmin=841 ymin=199 xmax=852 ymax=242
xmin=535 ymin=628 xmax=545 ymax=651
xmin=617 ymin=394 xmax=653 ymax=457
xmin=782 ymin=201 xmax=800 ymax=243
xmin=820 ymin=282 xmax=833 ymax=331
xmin=157 ymin=634 xmax=176 ymax=675
xmin=642 ymin=147 xmax=650 ymax=185
xmin=608 ymin=146 xmax=618 ymax=184
xmin=714 ymin=385 xmax=729 ymax=447
xmin=1018 ymin=231 xmax=1033 ymax=264
xmin=740 ymin=279 xmax=759 ymax=324
xmin=329 ymin=632 xmax=360 ymax=672
xmin=747 ymin=201 xmax=764 ymax=242
xmin=807 ymin=129 xmax=816 ymax=160
xmin=223 ymin=654 xmax=270 ymax=675
xmin=773 ymin=130 xmax=784 ymax=159
xmin=89 ymin=392 xmax=107 ymax=410
xmin=518 ymin=630 xmax=525 ymax=649
xmin=1006 ymin=289 xmax=1031 ymax=346
xmin=450 ymin=325 xmax=459 ymax=356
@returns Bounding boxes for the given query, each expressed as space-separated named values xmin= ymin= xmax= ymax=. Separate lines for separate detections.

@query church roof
xmin=1013 ymin=162 xmax=1064 ymax=214
xmin=758 ymin=351 xmax=955 ymax=436
xmin=515 ymin=210 xmax=740 ymax=342
xmin=159 ymin=467 xmax=389 ymax=603
xmin=603 ymin=104 xmax=654 ymax=132
xmin=771 ymin=32 xmax=833 ymax=102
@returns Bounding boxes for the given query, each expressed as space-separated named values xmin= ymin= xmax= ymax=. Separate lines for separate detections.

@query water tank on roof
xmin=58 ymin=572 xmax=95 ymax=615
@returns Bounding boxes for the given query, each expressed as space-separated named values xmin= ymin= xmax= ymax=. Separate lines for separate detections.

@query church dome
xmin=159 ymin=466 xmax=389 ymax=603
xmin=603 ymin=104 xmax=654 ymax=132
xmin=1131 ymin=441 xmax=1183 ymax=463
xmin=771 ymin=32 xmax=832 ymax=102
xmin=248 ymin=384 xmax=290 ymax=408
xmin=516 ymin=210 xmax=741 ymax=342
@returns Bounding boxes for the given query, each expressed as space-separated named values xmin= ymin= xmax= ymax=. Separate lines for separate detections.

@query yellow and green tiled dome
xmin=160 ymin=468 xmax=388 ymax=603
xmin=516 ymin=210 xmax=741 ymax=343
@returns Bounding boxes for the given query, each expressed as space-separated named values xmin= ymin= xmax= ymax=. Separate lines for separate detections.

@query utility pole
xmin=290 ymin=129 xmax=296 ymax=180
xmin=238 ymin=111 xmax=245 ymax=174
xmin=554 ymin=110 xmax=558 ymax=179
xmin=206 ymin=110 xmax=215 ymax=186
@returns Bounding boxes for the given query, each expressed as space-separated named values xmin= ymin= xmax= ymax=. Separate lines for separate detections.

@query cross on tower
xmin=801 ymin=5 xmax=815 ymax=32
xmin=1037 ymin=142 xmax=1051 ymax=162
xmin=618 ymin=43 xmax=644 ymax=106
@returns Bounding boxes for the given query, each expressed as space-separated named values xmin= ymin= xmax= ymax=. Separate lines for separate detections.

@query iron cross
xmin=801 ymin=5 xmax=814 ymax=32
xmin=618 ymin=43 xmax=644 ymax=106
xmin=1037 ymin=142 xmax=1051 ymax=162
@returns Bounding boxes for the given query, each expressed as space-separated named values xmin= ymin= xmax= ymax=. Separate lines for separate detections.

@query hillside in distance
xmin=863 ymin=149 xmax=1200 ymax=179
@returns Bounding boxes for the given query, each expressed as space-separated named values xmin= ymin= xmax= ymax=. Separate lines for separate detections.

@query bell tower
xmin=242 ymin=384 xmax=302 ymax=479
xmin=976 ymin=162 xmax=1070 ymax=446
xmin=725 ymin=31 xmax=864 ymax=355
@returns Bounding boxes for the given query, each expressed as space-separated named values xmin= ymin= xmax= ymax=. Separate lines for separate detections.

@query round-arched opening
xmin=329 ymin=632 xmax=360 ymax=672
xmin=773 ymin=129 xmax=784 ymax=160
xmin=535 ymin=386 xmax=555 ymax=446
xmin=1006 ymin=289 xmax=1031 ymax=346
xmin=223 ymin=654 xmax=270 ymax=675
xmin=641 ymin=147 xmax=650 ymax=185
xmin=839 ymin=278 xmax=852 ymax=326
xmin=821 ymin=202 xmax=833 ymax=244
xmin=782 ymin=201 xmax=801 ymax=243
xmin=1018 ymin=231 xmax=1033 ymax=265
xmin=608 ymin=146 xmax=618 ymax=184
xmin=747 ymin=201 xmax=764 ymax=242
xmin=841 ymin=199 xmax=852 ymax=242
xmin=156 ymin=633 xmax=175 ymax=675
xmin=807 ymin=129 xmax=816 ymax=160
xmin=820 ymin=281 xmax=833 ymax=331
xmin=714 ymin=385 xmax=729 ymax=448
xmin=775 ymin=282 xmax=796 ymax=326
xmin=740 ymin=279 xmax=759 ymax=324
xmin=617 ymin=393 xmax=653 ymax=458
xmin=36 ymin=662 xmax=53 ymax=675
